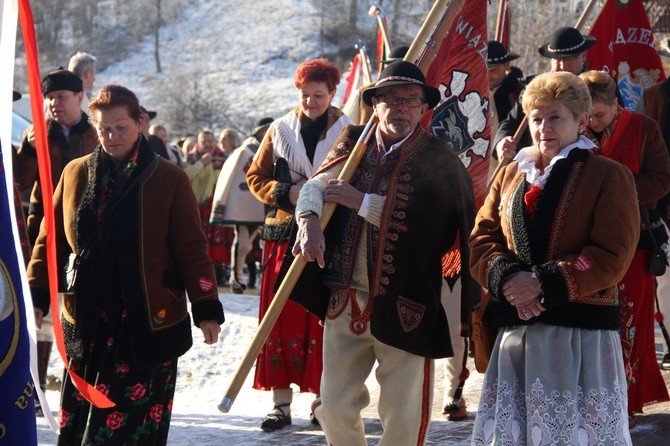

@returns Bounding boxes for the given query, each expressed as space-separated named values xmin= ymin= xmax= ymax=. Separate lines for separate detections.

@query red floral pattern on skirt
xmin=253 ymin=241 xmax=323 ymax=394
xmin=57 ymin=305 xmax=177 ymax=445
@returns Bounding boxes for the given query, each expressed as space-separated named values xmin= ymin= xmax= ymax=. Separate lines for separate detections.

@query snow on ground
xmin=36 ymin=290 xmax=483 ymax=446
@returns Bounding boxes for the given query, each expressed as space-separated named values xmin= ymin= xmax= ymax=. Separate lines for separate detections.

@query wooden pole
xmin=218 ymin=0 xmax=466 ymax=413
xmin=359 ymin=48 xmax=373 ymax=85
xmin=377 ymin=15 xmax=392 ymax=54
xmin=494 ymin=0 xmax=506 ymax=42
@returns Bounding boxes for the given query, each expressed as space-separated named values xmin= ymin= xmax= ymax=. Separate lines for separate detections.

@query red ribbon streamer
xmin=18 ymin=0 xmax=115 ymax=409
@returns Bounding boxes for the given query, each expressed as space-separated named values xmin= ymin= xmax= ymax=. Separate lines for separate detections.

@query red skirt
xmin=199 ymin=204 xmax=232 ymax=264
xmin=253 ymin=240 xmax=323 ymax=394
xmin=619 ymin=249 xmax=670 ymax=413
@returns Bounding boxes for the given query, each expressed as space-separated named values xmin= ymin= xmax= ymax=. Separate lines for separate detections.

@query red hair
xmin=294 ymin=58 xmax=341 ymax=92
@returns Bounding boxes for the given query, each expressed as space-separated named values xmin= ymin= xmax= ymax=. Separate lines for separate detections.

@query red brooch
xmin=524 ymin=185 xmax=542 ymax=216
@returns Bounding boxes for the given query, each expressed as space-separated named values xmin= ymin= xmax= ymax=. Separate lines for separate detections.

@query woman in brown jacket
xmin=28 ymin=85 xmax=224 ymax=445
xmin=469 ymin=72 xmax=639 ymax=445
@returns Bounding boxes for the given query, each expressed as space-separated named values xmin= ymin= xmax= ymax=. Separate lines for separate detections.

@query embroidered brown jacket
xmin=470 ymin=149 xmax=640 ymax=330
xmin=27 ymin=143 xmax=224 ymax=365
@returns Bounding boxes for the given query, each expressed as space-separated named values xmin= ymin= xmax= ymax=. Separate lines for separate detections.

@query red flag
xmin=341 ymin=53 xmax=362 ymax=107
xmin=419 ymin=0 xmax=491 ymax=277
xmin=422 ymin=0 xmax=490 ymax=210
xmin=495 ymin=0 xmax=511 ymax=47
xmin=587 ymin=0 xmax=666 ymax=109
xmin=369 ymin=4 xmax=389 ymax=74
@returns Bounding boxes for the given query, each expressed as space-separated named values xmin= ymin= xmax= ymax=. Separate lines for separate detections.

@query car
xmin=12 ymin=94 xmax=33 ymax=148
xmin=12 ymin=110 xmax=31 ymax=148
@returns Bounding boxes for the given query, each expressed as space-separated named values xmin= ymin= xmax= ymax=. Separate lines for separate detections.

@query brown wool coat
xmin=27 ymin=152 xmax=222 ymax=363
xmin=16 ymin=118 xmax=98 ymax=241
xmin=470 ymin=152 xmax=640 ymax=318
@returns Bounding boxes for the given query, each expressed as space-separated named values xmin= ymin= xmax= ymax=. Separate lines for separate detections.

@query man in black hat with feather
xmin=289 ymin=60 xmax=478 ymax=445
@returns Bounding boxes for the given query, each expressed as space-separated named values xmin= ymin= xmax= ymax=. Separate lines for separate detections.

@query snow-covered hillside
xmin=95 ymin=0 xmax=340 ymax=136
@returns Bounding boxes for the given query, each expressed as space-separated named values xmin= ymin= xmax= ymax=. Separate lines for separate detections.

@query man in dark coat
xmin=290 ymin=61 xmax=478 ymax=445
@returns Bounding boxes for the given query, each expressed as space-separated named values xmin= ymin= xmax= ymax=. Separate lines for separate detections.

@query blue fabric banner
xmin=0 ymin=140 xmax=37 ymax=445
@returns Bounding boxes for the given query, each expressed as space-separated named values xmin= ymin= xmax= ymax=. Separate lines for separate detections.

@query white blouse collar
xmin=514 ymin=135 xmax=596 ymax=187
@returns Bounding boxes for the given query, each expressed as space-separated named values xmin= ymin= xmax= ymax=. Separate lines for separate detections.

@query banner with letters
xmin=587 ymin=0 xmax=666 ymax=110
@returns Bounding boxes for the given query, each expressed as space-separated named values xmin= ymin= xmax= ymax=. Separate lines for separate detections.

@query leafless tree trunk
xmin=349 ymin=0 xmax=358 ymax=26
xmin=154 ymin=0 xmax=163 ymax=73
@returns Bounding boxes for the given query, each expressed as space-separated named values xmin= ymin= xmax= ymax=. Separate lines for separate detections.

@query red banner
xmin=587 ymin=0 xmax=666 ymax=109
xmin=420 ymin=0 xmax=490 ymax=277
xmin=421 ymin=0 xmax=491 ymax=210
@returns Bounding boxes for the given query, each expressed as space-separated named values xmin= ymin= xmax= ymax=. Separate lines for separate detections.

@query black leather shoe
xmin=260 ymin=404 xmax=291 ymax=431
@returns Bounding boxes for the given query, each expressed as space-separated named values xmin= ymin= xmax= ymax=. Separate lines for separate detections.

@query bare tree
xmin=154 ymin=0 xmax=163 ymax=73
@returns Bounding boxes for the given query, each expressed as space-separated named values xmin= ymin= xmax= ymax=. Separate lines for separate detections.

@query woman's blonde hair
xmin=579 ymin=70 xmax=618 ymax=106
xmin=522 ymin=71 xmax=592 ymax=118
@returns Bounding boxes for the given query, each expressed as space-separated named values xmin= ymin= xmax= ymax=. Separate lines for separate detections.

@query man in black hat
xmin=493 ymin=27 xmax=597 ymax=163
xmin=487 ymin=41 xmax=524 ymax=138
xmin=290 ymin=60 xmax=477 ymax=444
xmin=14 ymin=69 xmax=98 ymax=415
xmin=353 ymin=45 xmax=411 ymax=125
xmin=16 ymin=68 xmax=98 ymax=244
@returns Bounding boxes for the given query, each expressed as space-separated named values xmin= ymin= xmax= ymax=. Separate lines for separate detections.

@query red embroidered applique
xmin=199 ymin=277 xmax=215 ymax=292
xmin=573 ymin=255 xmax=592 ymax=272
xmin=524 ymin=185 xmax=542 ymax=216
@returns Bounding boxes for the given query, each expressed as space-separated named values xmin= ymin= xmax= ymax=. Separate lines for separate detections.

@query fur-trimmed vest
xmin=470 ymin=149 xmax=640 ymax=330
xmin=246 ymin=107 xmax=351 ymax=242
xmin=289 ymin=125 xmax=479 ymax=359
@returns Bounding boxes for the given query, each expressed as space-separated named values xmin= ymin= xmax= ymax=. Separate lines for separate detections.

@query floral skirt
xmin=58 ymin=307 xmax=177 ymax=446
xmin=253 ymin=240 xmax=323 ymax=394
xmin=471 ymin=323 xmax=631 ymax=446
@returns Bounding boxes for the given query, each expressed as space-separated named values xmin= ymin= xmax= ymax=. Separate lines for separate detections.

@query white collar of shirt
xmin=515 ymin=135 xmax=596 ymax=187
xmin=375 ymin=126 xmax=412 ymax=157
xmin=59 ymin=114 xmax=82 ymax=139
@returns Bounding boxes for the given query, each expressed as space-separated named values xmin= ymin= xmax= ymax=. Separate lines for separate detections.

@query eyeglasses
xmin=375 ymin=94 xmax=424 ymax=108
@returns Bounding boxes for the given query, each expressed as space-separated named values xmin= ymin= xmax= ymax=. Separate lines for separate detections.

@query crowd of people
xmin=7 ymin=20 xmax=670 ymax=446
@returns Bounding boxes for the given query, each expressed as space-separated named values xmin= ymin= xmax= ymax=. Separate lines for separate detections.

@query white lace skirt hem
xmin=471 ymin=323 xmax=631 ymax=446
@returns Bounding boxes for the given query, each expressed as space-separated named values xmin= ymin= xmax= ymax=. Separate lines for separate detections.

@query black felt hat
xmin=538 ymin=27 xmax=596 ymax=59
xmin=362 ymin=60 xmax=441 ymax=109
xmin=252 ymin=117 xmax=274 ymax=136
xmin=382 ymin=45 xmax=410 ymax=65
xmin=41 ymin=69 xmax=83 ymax=94
xmin=487 ymin=41 xmax=521 ymax=66
xmin=140 ymin=106 xmax=157 ymax=120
